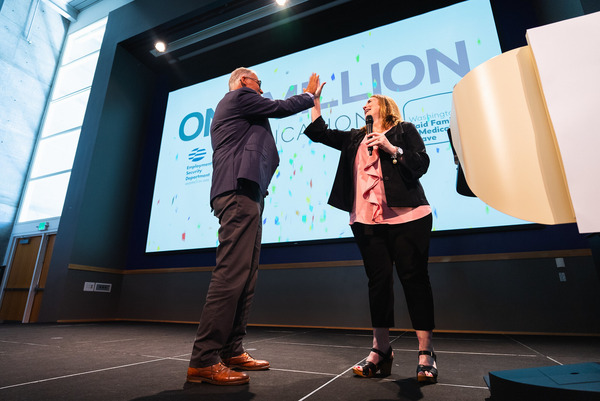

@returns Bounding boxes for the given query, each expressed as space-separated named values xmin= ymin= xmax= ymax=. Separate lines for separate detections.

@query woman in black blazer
xmin=304 ymin=89 xmax=438 ymax=383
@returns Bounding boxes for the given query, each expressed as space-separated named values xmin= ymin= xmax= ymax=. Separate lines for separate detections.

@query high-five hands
xmin=304 ymin=73 xmax=326 ymax=98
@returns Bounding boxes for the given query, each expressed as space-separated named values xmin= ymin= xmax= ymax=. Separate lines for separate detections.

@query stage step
xmin=486 ymin=362 xmax=600 ymax=400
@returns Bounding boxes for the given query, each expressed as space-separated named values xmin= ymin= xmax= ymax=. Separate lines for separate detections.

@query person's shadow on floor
xmin=130 ymin=382 xmax=255 ymax=401
xmin=393 ymin=377 xmax=425 ymax=400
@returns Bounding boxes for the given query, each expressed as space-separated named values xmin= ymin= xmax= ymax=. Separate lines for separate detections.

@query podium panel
xmin=450 ymin=47 xmax=574 ymax=225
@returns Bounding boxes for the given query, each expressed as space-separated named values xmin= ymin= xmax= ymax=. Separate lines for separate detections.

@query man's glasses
xmin=243 ymin=76 xmax=262 ymax=88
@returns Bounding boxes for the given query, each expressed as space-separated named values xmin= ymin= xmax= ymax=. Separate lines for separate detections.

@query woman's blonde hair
xmin=370 ymin=95 xmax=403 ymax=130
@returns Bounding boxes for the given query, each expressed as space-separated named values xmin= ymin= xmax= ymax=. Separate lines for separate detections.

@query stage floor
xmin=1 ymin=322 xmax=599 ymax=400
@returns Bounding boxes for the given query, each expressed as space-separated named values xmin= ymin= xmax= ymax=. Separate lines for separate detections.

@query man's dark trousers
xmin=189 ymin=182 xmax=263 ymax=368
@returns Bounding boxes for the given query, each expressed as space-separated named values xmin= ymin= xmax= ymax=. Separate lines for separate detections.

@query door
xmin=0 ymin=234 xmax=55 ymax=322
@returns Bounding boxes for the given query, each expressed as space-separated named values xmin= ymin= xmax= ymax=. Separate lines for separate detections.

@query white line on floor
xmin=433 ymin=350 xmax=537 ymax=358
xmin=0 ymin=340 xmax=50 ymax=347
xmin=270 ymin=368 xmax=337 ymax=376
xmin=506 ymin=336 xmax=564 ymax=365
xmin=271 ymin=341 xmax=366 ymax=349
xmin=246 ymin=330 xmax=317 ymax=345
xmin=297 ymin=365 xmax=357 ymax=401
xmin=378 ymin=376 xmax=490 ymax=390
xmin=0 ymin=357 xmax=170 ymax=391
xmin=75 ymin=338 xmax=139 ymax=344
xmin=437 ymin=383 xmax=489 ymax=390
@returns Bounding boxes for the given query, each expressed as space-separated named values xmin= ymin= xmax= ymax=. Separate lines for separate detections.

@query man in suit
xmin=187 ymin=67 xmax=323 ymax=385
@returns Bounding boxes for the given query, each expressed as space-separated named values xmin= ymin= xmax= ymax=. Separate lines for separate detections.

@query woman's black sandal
xmin=416 ymin=350 xmax=438 ymax=383
xmin=353 ymin=347 xmax=393 ymax=378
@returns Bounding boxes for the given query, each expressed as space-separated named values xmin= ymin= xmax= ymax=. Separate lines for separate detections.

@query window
xmin=17 ymin=17 xmax=107 ymax=224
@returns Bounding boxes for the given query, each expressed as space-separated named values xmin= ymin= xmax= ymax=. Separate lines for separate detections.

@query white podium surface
xmin=526 ymin=12 xmax=600 ymax=233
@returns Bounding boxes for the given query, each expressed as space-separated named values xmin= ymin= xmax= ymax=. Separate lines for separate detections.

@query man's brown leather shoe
xmin=222 ymin=352 xmax=270 ymax=371
xmin=187 ymin=362 xmax=249 ymax=385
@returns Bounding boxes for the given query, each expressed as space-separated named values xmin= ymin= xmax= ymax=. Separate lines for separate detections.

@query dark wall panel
xmin=118 ymin=271 xmax=211 ymax=322
xmin=61 ymin=270 xmax=123 ymax=321
xmin=70 ymin=46 xmax=156 ymax=268
xmin=110 ymin=255 xmax=600 ymax=334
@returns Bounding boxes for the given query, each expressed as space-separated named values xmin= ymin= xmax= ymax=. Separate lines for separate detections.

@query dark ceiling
xmin=118 ymin=0 xmax=463 ymax=90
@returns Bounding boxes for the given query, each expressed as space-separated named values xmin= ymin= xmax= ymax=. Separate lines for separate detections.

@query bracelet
xmin=391 ymin=146 xmax=403 ymax=164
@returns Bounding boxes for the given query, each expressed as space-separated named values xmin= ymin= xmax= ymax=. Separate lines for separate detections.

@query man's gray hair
xmin=229 ymin=67 xmax=255 ymax=91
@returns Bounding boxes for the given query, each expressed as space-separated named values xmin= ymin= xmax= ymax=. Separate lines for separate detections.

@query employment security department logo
xmin=186 ymin=148 xmax=212 ymax=185
xmin=188 ymin=148 xmax=207 ymax=162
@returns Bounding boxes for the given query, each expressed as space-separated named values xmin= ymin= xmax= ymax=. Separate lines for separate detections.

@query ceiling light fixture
xmin=149 ymin=0 xmax=351 ymax=59
xmin=154 ymin=41 xmax=167 ymax=53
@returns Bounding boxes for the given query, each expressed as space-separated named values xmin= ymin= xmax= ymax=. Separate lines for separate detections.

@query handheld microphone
xmin=366 ymin=115 xmax=374 ymax=156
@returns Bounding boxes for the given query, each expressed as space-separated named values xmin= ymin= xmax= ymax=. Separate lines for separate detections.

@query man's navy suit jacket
xmin=209 ymin=87 xmax=314 ymax=203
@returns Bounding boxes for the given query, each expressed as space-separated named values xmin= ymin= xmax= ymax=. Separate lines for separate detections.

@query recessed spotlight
xmin=275 ymin=0 xmax=287 ymax=6
xmin=154 ymin=41 xmax=167 ymax=53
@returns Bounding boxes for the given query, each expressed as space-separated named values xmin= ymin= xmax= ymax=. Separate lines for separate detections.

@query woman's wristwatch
xmin=391 ymin=146 xmax=403 ymax=164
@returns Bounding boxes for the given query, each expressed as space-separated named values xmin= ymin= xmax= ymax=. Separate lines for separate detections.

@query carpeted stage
xmin=1 ymin=322 xmax=599 ymax=400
